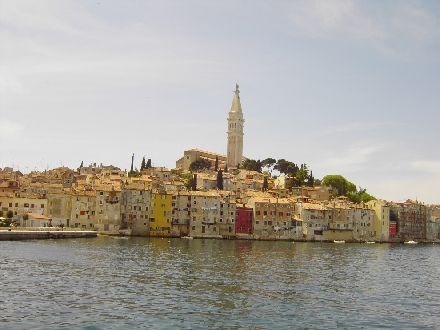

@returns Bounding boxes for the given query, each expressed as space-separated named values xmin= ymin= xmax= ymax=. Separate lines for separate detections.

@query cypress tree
xmin=263 ymin=176 xmax=268 ymax=191
xmin=215 ymin=156 xmax=219 ymax=172
xmin=192 ymin=174 xmax=197 ymax=191
xmin=216 ymin=170 xmax=223 ymax=190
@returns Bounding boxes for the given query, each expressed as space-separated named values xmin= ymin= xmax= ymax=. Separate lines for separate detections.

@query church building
xmin=176 ymin=84 xmax=245 ymax=171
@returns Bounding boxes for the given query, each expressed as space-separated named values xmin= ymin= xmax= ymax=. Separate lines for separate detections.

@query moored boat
xmin=334 ymin=240 xmax=345 ymax=243
xmin=404 ymin=240 xmax=418 ymax=244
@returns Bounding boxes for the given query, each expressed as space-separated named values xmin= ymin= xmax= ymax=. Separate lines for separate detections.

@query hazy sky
xmin=1 ymin=1 xmax=439 ymax=204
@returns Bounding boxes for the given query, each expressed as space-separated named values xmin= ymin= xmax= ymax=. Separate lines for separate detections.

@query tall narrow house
xmin=227 ymin=84 xmax=244 ymax=168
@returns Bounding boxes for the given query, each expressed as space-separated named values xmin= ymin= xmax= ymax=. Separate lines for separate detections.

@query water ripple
xmin=1 ymin=238 xmax=440 ymax=329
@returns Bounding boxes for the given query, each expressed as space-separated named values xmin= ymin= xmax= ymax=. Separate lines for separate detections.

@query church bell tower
xmin=227 ymin=84 xmax=244 ymax=168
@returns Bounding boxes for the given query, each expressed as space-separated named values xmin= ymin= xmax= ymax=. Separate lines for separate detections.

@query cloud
xmin=393 ymin=5 xmax=439 ymax=41
xmin=284 ymin=1 xmax=440 ymax=60
xmin=0 ymin=74 xmax=25 ymax=94
xmin=319 ymin=122 xmax=397 ymax=135
xmin=0 ymin=119 xmax=23 ymax=139
xmin=324 ymin=144 xmax=383 ymax=171
xmin=285 ymin=0 xmax=384 ymax=39
xmin=410 ymin=160 xmax=440 ymax=175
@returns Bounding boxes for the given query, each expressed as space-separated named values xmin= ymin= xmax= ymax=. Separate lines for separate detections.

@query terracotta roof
xmin=28 ymin=213 xmax=50 ymax=220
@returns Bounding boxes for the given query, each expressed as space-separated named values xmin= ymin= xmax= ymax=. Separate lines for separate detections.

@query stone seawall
xmin=0 ymin=230 xmax=97 ymax=241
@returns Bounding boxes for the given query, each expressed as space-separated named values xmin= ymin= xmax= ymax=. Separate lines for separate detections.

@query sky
xmin=1 ymin=0 xmax=439 ymax=204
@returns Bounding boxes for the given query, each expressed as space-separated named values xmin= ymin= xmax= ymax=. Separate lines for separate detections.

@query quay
xmin=0 ymin=228 xmax=97 ymax=241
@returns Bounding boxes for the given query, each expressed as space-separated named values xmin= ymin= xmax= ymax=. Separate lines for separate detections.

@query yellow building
xmin=149 ymin=190 xmax=172 ymax=236
xmin=366 ymin=200 xmax=390 ymax=241
xmin=0 ymin=196 xmax=47 ymax=217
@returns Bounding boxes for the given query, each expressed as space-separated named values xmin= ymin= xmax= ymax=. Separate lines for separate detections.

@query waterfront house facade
xmin=149 ymin=190 xmax=172 ymax=236
xmin=120 ymin=182 xmax=151 ymax=236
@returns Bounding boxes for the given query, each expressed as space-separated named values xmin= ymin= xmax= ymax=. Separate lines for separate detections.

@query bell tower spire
xmin=227 ymin=84 xmax=244 ymax=168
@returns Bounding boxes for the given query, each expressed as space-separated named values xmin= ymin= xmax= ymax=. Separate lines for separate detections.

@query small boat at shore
xmin=404 ymin=240 xmax=418 ymax=244
xmin=366 ymin=241 xmax=376 ymax=244
xmin=334 ymin=240 xmax=345 ymax=243
xmin=182 ymin=236 xmax=194 ymax=239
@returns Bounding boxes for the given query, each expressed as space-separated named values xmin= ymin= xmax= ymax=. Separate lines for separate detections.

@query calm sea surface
xmin=1 ymin=236 xmax=439 ymax=329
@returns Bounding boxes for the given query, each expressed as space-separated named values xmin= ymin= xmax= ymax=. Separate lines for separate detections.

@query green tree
xmin=306 ymin=170 xmax=314 ymax=187
xmin=6 ymin=210 xmax=13 ymax=219
xmin=141 ymin=156 xmax=146 ymax=170
xmin=180 ymin=173 xmax=193 ymax=191
xmin=294 ymin=164 xmax=309 ymax=186
xmin=242 ymin=159 xmax=262 ymax=172
xmin=189 ymin=158 xmax=212 ymax=172
xmin=347 ymin=188 xmax=376 ymax=203
xmin=216 ymin=170 xmax=223 ymax=190
xmin=274 ymin=159 xmax=298 ymax=176
xmin=128 ymin=167 xmax=141 ymax=178
xmin=390 ymin=209 xmax=398 ymax=222
xmin=146 ymin=159 xmax=152 ymax=169
xmin=192 ymin=174 xmax=197 ymax=191
xmin=322 ymin=175 xmax=356 ymax=197
xmin=262 ymin=158 xmax=276 ymax=175
xmin=314 ymin=178 xmax=322 ymax=186
xmin=262 ymin=176 xmax=268 ymax=191
xmin=214 ymin=156 xmax=219 ymax=172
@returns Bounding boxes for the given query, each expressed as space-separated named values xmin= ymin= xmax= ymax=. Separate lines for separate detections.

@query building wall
xmin=189 ymin=191 xmax=221 ymax=238
xmin=149 ymin=191 xmax=172 ymax=236
xmin=120 ymin=185 xmax=150 ymax=236
xmin=47 ymin=192 xmax=72 ymax=227
xmin=70 ymin=192 xmax=96 ymax=229
xmin=235 ymin=207 xmax=253 ymax=236
xmin=95 ymin=188 xmax=121 ymax=233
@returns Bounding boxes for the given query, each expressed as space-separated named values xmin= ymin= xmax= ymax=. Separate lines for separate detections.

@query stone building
xmin=120 ymin=182 xmax=151 ymax=236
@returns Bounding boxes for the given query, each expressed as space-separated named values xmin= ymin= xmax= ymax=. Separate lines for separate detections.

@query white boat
xmin=334 ymin=240 xmax=345 ymax=243
xmin=182 ymin=236 xmax=194 ymax=239
xmin=404 ymin=240 xmax=418 ymax=244
xmin=366 ymin=241 xmax=376 ymax=244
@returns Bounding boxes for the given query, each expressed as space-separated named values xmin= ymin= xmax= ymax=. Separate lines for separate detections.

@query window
xmin=150 ymin=218 xmax=155 ymax=222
